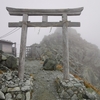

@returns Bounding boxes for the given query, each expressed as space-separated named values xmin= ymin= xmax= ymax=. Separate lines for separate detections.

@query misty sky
xmin=0 ymin=0 xmax=100 ymax=56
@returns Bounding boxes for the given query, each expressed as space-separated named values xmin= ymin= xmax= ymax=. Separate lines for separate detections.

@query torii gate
xmin=6 ymin=7 xmax=83 ymax=80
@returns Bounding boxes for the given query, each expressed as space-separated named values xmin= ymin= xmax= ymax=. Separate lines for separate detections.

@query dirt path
xmin=25 ymin=60 xmax=62 ymax=100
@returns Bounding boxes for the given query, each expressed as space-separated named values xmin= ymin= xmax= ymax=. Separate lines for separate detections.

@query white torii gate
xmin=6 ymin=7 xmax=83 ymax=80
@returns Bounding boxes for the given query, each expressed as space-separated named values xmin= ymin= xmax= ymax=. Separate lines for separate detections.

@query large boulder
xmin=43 ymin=58 xmax=57 ymax=70
xmin=5 ymin=55 xmax=17 ymax=70
xmin=0 ymin=53 xmax=17 ymax=71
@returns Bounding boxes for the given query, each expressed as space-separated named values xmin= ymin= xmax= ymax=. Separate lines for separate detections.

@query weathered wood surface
xmin=42 ymin=15 xmax=48 ymax=22
xmin=6 ymin=7 xmax=84 ymax=16
xmin=18 ymin=14 xmax=28 ymax=80
xmin=62 ymin=13 xmax=69 ymax=80
xmin=9 ymin=21 xmax=80 ymax=27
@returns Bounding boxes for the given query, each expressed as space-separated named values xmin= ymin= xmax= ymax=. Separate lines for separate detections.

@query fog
xmin=0 ymin=0 xmax=100 ymax=56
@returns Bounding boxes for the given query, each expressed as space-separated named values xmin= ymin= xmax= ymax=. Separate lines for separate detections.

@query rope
xmin=0 ymin=28 xmax=20 ymax=39
xmin=49 ymin=27 xmax=52 ymax=33
xmin=38 ymin=28 xmax=40 ymax=34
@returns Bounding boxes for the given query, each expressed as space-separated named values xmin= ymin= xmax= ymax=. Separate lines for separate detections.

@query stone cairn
xmin=0 ymin=71 xmax=34 ymax=100
xmin=55 ymin=74 xmax=97 ymax=100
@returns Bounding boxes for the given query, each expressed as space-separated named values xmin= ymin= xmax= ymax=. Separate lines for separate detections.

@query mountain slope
xmin=30 ymin=28 xmax=100 ymax=89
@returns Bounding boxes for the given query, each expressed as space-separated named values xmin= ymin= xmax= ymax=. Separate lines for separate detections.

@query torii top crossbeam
xmin=6 ymin=7 xmax=83 ymax=16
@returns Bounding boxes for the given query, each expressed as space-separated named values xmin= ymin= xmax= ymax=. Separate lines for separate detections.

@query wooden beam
xmin=62 ymin=13 xmax=69 ymax=80
xmin=42 ymin=15 xmax=48 ymax=22
xmin=6 ymin=7 xmax=84 ymax=16
xmin=18 ymin=14 xmax=28 ymax=80
xmin=9 ymin=21 xmax=80 ymax=27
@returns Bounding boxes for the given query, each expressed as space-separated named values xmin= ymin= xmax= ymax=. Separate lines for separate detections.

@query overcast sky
xmin=0 ymin=0 xmax=100 ymax=55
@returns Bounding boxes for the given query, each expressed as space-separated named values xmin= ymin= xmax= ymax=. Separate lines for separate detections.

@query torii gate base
xmin=7 ymin=7 xmax=83 ymax=80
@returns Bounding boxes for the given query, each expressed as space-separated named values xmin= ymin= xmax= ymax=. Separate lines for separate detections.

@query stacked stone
xmin=0 ymin=51 xmax=17 ymax=71
xmin=0 ymin=71 xmax=33 ymax=100
xmin=56 ymin=74 xmax=97 ymax=100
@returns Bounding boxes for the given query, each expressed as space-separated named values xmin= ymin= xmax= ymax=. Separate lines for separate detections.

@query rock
xmin=21 ymin=86 xmax=31 ymax=91
xmin=55 ymin=75 xmax=97 ymax=100
xmin=67 ymin=89 xmax=74 ymax=97
xmin=2 ymin=55 xmax=7 ymax=60
xmin=16 ymin=93 xmax=22 ymax=99
xmin=7 ymin=87 xmax=20 ymax=92
xmin=5 ymin=93 xmax=12 ymax=100
xmin=0 ymin=90 xmax=5 ymax=99
xmin=71 ymin=94 xmax=78 ymax=100
xmin=43 ymin=58 xmax=56 ymax=70
xmin=74 ymin=83 xmax=82 ymax=87
xmin=26 ymin=91 xmax=30 ymax=100
xmin=0 ymin=64 xmax=10 ymax=72
xmin=0 ymin=70 xmax=34 ymax=100
xmin=1 ymin=85 xmax=7 ymax=93
xmin=4 ymin=72 xmax=12 ymax=81
xmin=86 ymin=91 xmax=96 ymax=100
xmin=24 ymin=80 xmax=31 ymax=86
xmin=5 ymin=55 xmax=17 ymax=70
xmin=61 ymin=91 xmax=70 ymax=99
xmin=22 ymin=93 xmax=26 ymax=100
xmin=7 ymin=84 xmax=18 ymax=88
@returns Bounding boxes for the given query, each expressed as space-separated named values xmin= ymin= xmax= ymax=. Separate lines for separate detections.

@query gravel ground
xmin=25 ymin=60 xmax=62 ymax=100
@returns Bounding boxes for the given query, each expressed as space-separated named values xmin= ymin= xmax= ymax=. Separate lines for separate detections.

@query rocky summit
xmin=29 ymin=28 xmax=100 ymax=90
xmin=0 ymin=27 xmax=100 ymax=100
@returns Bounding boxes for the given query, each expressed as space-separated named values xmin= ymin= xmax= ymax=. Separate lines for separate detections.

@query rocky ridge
xmin=29 ymin=28 xmax=100 ymax=89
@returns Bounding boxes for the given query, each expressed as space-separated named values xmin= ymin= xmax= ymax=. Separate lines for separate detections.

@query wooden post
xmin=18 ymin=14 xmax=28 ymax=80
xmin=62 ymin=13 xmax=69 ymax=80
xmin=42 ymin=15 xmax=48 ymax=22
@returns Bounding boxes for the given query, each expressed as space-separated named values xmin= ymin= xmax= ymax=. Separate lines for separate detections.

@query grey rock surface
xmin=25 ymin=60 xmax=61 ymax=100
xmin=28 ymin=27 xmax=100 ymax=90
xmin=0 ymin=90 xmax=5 ymax=99
xmin=25 ymin=60 xmax=99 ymax=100
xmin=0 ymin=53 xmax=17 ymax=71
xmin=5 ymin=93 xmax=12 ymax=100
